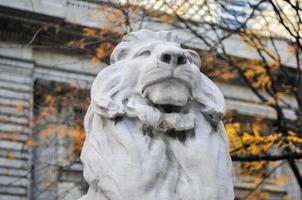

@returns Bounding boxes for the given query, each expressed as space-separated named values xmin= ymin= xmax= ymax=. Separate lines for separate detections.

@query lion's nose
xmin=159 ymin=51 xmax=187 ymax=67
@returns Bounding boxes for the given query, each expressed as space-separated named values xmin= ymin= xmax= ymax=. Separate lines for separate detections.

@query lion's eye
xmin=137 ymin=50 xmax=151 ymax=57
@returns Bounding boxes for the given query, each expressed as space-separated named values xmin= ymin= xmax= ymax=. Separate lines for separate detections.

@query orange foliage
xmin=90 ymin=42 xmax=115 ymax=64
xmin=90 ymin=56 xmax=101 ymax=65
xmin=271 ymin=174 xmax=290 ymax=186
xmin=39 ymin=125 xmax=58 ymax=139
xmin=220 ymin=70 xmax=237 ymax=81
xmin=159 ymin=15 xmax=175 ymax=24
xmin=283 ymin=195 xmax=292 ymax=200
xmin=25 ymin=138 xmax=36 ymax=147
xmin=83 ymin=28 xmax=97 ymax=37
xmin=246 ymin=191 xmax=270 ymax=200
xmin=72 ymin=125 xmax=85 ymax=158
xmin=15 ymin=104 xmax=25 ymax=112
xmin=79 ymin=38 xmax=86 ymax=49
xmin=96 ymin=48 xmax=106 ymax=59
xmin=288 ymin=44 xmax=297 ymax=53
xmin=98 ymin=6 xmax=106 ymax=15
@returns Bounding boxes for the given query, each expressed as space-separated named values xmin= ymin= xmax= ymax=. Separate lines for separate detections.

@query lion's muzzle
xmin=140 ymin=46 xmax=195 ymax=108
xmin=159 ymin=49 xmax=188 ymax=67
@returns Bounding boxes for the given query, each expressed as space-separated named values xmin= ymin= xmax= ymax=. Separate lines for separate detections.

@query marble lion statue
xmin=79 ymin=29 xmax=234 ymax=200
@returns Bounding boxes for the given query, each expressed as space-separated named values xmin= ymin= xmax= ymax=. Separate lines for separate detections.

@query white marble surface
xmin=79 ymin=29 xmax=234 ymax=200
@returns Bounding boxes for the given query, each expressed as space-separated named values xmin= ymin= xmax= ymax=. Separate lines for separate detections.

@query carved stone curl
xmin=79 ymin=29 xmax=234 ymax=200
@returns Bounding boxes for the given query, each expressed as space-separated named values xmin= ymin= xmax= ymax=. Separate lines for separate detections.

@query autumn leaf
xmin=221 ymin=62 xmax=229 ymax=68
xmin=106 ymin=10 xmax=123 ymax=22
xmin=226 ymin=122 xmax=240 ymax=138
xmin=253 ymin=74 xmax=271 ymax=90
xmin=67 ymin=40 xmax=75 ymax=46
xmin=208 ymin=70 xmax=220 ymax=77
xmin=15 ymin=104 xmax=25 ymax=112
xmin=282 ymin=195 xmax=292 ymax=200
xmin=288 ymin=44 xmax=296 ymax=53
xmin=90 ymin=56 xmax=101 ymax=65
xmin=96 ymin=47 xmax=106 ymax=59
xmin=45 ymin=94 xmax=55 ymax=105
xmin=204 ymin=54 xmax=214 ymax=63
xmin=72 ymin=126 xmax=85 ymax=158
xmin=245 ymin=70 xmax=255 ymax=79
xmin=251 ymin=65 xmax=265 ymax=74
xmin=272 ymin=174 xmax=290 ymax=186
xmin=42 ymin=180 xmax=53 ymax=187
xmin=160 ymin=15 xmax=174 ymax=24
xmin=79 ymin=38 xmax=86 ymax=49
xmin=98 ymin=6 xmax=106 ymax=15
xmin=267 ymin=61 xmax=279 ymax=70
xmin=6 ymin=152 xmax=14 ymax=160
xmin=54 ymin=85 xmax=62 ymax=93
xmin=40 ymin=125 xmax=57 ymax=139
xmin=25 ymin=138 xmax=36 ymax=147
xmin=273 ymin=92 xmax=285 ymax=101
xmin=220 ymin=71 xmax=236 ymax=80
xmin=57 ymin=127 xmax=69 ymax=139
xmin=255 ymin=115 xmax=264 ymax=122
xmin=83 ymin=28 xmax=97 ymax=37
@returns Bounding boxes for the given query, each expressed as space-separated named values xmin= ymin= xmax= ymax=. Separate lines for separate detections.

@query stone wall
xmin=0 ymin=43 xmax=101 ymax=200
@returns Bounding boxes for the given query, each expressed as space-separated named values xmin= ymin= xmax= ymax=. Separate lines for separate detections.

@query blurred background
xmin=0 ymin=0 xmax=301 ymax=199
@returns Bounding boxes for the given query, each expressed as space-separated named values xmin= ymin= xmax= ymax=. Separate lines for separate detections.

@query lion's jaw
xmin=142 ymin=78 xmax=190 ymax=107
xmin=134 ymin=76 xmax=195 ymax=133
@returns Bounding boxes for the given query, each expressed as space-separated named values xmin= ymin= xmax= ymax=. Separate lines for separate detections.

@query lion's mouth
xmin=153 ymin=104 xmax=183 ymax=113
xmin=142 ymin=78 xmax=191 ymax=108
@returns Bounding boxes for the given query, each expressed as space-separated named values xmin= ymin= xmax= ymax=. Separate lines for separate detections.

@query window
xmin=32 ymin=79 xmax=89 ymax=200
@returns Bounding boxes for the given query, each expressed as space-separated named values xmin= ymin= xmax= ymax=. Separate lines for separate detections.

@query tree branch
xmin=232 ymin=152 xmax=302 ymax=162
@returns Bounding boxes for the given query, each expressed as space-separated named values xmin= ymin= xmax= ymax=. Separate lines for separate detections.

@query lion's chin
xmin=143 ymin=78 xmax=191 ymax=109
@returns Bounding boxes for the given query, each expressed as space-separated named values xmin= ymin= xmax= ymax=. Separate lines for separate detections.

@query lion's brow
xmin=138 ymin=43 xmax=156 ymax=50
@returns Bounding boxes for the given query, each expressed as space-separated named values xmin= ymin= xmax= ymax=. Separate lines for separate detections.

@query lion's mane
xmin=80 ymin=29 xmax=234 ymax=200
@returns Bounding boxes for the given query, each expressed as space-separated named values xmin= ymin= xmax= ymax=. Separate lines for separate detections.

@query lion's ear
xmin=187 ymin=49 xmax=201 ymax=68
xmin=193 ymin=73 xmax=226 ymax=126
xmin=91 ymin=64 xmax=125 ymax=118
xmin=110 ymin=47 xmax=129 ymax=64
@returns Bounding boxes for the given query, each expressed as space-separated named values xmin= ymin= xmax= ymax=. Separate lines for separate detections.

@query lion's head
xmin=90 ymin=29 xmax=225 ymax=133
xmin=80 ymin=29 xmax=234 ymax=200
